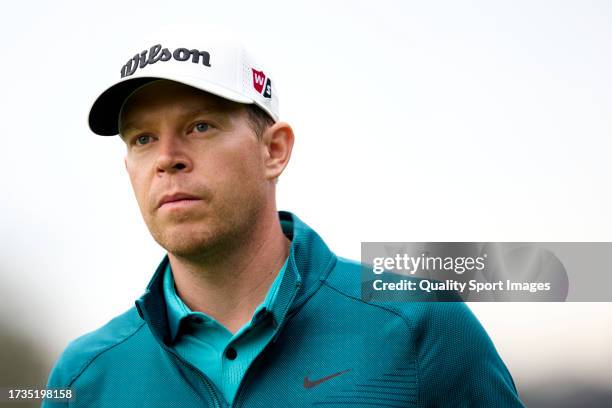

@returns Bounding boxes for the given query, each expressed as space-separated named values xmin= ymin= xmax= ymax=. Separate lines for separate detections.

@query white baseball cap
xmin=88 ymin=30 xmax=279 ymax=136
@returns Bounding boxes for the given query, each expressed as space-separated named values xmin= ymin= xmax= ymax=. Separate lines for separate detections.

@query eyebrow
xmin=119 ymin=105 xmax=235 ymax=138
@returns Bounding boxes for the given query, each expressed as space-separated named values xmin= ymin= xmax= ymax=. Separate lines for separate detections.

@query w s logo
xmin=252 ymin=68 xmax=272 ymax=98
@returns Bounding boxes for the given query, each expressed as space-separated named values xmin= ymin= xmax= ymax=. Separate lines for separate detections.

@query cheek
xmin=210 ymin=142 xmax=264 ymax=189
xmin=197 ymin=146 xmax=265 ymax=213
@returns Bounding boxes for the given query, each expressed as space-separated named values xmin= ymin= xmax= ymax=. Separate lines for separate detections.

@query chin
xmin=152 ymin=222 xmax=233 ymax=259
xmin=147 ymin=203 xmax=261 ymax=259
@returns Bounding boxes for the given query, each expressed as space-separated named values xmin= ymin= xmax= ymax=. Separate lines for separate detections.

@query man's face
xmin=119 ymin=80 xmax=271 ymax=258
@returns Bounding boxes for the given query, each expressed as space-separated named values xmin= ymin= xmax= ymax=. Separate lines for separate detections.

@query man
xmin=44 ymin=32 xmax=524 ymax=407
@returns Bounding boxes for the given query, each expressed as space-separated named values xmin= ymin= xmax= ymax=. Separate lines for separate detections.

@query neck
xmin=168 ymin=209 xmax=290 ymax=334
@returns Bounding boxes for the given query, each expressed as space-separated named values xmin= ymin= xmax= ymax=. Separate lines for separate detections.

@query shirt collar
xmin=163 ymin=256 xmax=290 ymax=342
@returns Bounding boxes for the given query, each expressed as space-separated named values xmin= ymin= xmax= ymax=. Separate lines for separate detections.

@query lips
xmin=157 ymin=192 xmax=201 ymax=209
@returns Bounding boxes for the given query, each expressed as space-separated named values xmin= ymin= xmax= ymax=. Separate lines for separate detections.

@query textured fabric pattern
xmin=43 ymin=211 xmax=525 ymax=407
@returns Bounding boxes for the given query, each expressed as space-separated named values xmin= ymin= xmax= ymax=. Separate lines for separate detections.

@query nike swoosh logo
xmin=303 ymin=368 xmax=352 ymax=389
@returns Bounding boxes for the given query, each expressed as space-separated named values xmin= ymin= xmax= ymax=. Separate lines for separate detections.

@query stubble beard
xmin=147 ymin=197 xmax=265 ymax=264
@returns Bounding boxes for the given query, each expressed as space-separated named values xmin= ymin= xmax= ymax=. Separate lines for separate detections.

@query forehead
xmin=119 ymin=80 xmax=243 ymax=131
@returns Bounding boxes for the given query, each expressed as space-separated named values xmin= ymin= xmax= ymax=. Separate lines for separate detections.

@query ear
xmin=261 ymin=121 xmax=294 ymax=181
xmin=124 ymin=156 xmax=128 ymax=171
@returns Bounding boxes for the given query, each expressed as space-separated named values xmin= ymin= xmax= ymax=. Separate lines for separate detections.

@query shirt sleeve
xmin=415 ymin=302 xmax=525 ymax=407
xmin=40 ymin=357 xmax=70 ymax=408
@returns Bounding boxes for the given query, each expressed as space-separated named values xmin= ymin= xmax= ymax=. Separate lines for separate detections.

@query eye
xmin=135 ymin=135 xmax=152 ymax=145
xmin=192 ymin=122 xmax=210 ymax=133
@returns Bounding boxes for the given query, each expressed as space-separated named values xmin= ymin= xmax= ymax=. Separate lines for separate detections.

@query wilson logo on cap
xmin=252 ymin=68 xmax=272 ymax=98
xmin=120 ymin=44 xmax=212 ymax=78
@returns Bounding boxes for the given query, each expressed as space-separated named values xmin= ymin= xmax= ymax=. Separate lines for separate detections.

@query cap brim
xmin=88 ymin=75 xmax=254 ymax=136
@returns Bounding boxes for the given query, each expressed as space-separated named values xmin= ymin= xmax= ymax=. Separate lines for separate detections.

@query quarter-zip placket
xmin=162 ymin=340 xmax=225 ymax=408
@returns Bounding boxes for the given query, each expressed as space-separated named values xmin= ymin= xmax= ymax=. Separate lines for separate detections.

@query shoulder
xmin=46 ymin=307 xmax=146 ymax=388
xmin=323 ymin=256 xmax=482 ymax=334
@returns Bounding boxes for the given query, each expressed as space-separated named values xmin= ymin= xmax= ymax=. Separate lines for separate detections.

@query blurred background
xmin=1 ymin=1 xmax=611 ymax=406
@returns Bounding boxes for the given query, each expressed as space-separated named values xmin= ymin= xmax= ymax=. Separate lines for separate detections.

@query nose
xmin=155 ymin=134 xmax=192 ymax=174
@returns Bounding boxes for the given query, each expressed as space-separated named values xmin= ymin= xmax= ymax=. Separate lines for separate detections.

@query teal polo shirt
xmin=163 ymin=256 xmax=289 ymax=405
